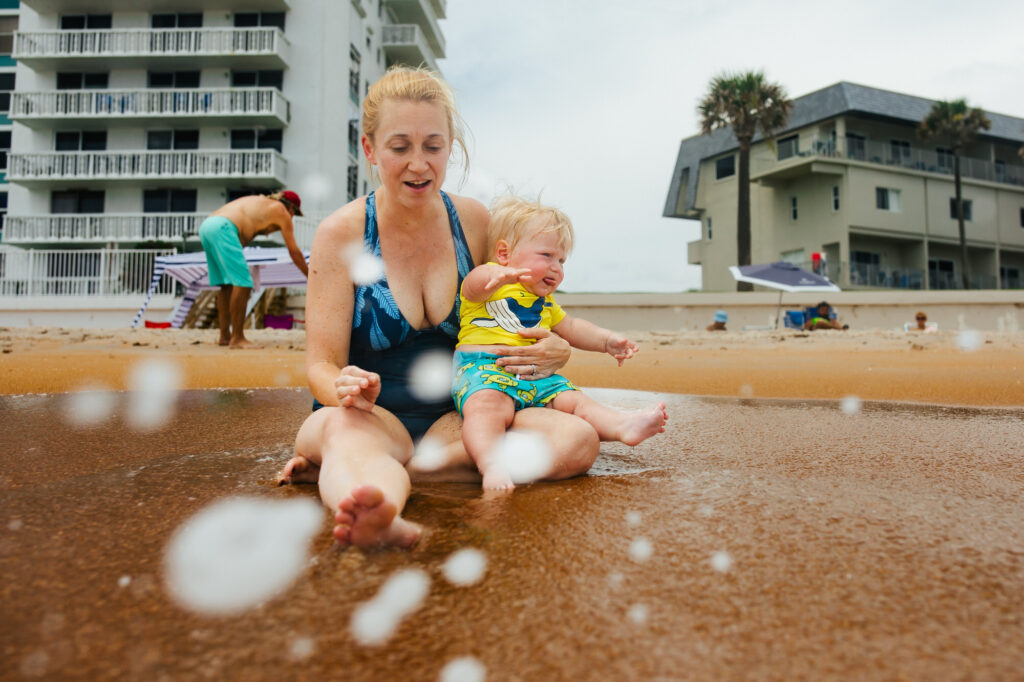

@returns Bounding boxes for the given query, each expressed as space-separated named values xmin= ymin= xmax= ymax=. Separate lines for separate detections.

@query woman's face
xmin=363 ymin=99 xmax=452 ymax=206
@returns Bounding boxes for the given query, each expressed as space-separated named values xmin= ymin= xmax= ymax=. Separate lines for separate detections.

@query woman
xmin=280 ymin=67 xmax=599 ymax=548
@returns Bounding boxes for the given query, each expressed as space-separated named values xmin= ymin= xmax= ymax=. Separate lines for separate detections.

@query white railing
xmin=10 ymin=87 xmax=289 ymax=122
xmin=7 ymin=150 xmax=287 ymax=182
xmin=12 ymin=27 xmax=289 ymax=61
xmin=381 ymin=24 xmax=437 ymax=69
xmin=757 ymin=134 xmax=1024 ymax=187
xmin=3 ymin=214 xmax=205 ymax=243
xmin=0 ymin=248 xmax=175 ymax=297
xmin=848 ymin=263 xmax=924 ymax=290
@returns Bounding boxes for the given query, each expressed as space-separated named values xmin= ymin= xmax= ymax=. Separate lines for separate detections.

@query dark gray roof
xmin=663 ymin=81 xmax=1024 ymax=218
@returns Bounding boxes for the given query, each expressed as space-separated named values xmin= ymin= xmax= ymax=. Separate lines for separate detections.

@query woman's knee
xmin=554 ymin=417 xmax=599 ymax=476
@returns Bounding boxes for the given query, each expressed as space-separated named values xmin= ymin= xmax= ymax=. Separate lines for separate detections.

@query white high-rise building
xmin=0 ymin=0 xmax=447 ymax=326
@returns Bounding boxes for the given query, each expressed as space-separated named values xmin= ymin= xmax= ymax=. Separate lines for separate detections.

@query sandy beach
xmin=2 ymin=325 xmax=1021 ymax=407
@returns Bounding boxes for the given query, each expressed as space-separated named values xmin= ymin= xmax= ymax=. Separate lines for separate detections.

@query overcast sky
xmin=438 ymin=0 xmax=1024 ymax=292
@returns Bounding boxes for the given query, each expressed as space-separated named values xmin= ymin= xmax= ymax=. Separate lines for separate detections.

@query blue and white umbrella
xmin=728 ymin=261 xmax=840 ymax=328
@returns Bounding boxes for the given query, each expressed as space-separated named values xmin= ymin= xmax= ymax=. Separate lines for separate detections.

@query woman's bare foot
xmin=277 ymin=455 xmax=320 ymax=486
xmin=334 ymin=485 xmax=421 ymax=549
xmin=619 ymin=402 xmax=668 ymax=446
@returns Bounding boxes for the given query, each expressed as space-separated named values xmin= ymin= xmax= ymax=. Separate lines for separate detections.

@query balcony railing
xmin=848 ymin=262 xmax=924 ymax=290
xmin=381 ymin=24 xmax=437 ymax=71
xmin=756 ymin=134 xmax=1024 ymax=188
xmin=10 ymin=87 xmax=290 ymax=126
xmin=0 ymin=248 xmax=175 ymax=297
xmin=929 ymin=271 xmax=999 ymax=290
xmin=7 ymin=150 xmax=288 ymax=184
xmin=3 ymin=213 xmax=206 ymax=244
xmin=384 ymin=0 xmax=446 ymax=57
xmin=12 ymin=27 xmax=290 ymax=67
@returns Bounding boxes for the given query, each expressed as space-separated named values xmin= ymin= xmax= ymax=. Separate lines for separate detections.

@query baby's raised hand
xmin=485 ymin=265 xmax=532 ymax=291
xmin=606 ymin=333 xmax=639 ymax=366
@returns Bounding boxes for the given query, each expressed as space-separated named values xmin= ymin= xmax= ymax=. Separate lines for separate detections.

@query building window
xmin=348 ymin=119 xmax=360 ymax=158
xmin=147 ymin=130 xmax=199 ymax=150
xmin=831 ymin=185 xmax=840 ymax=211
xmin=60 ymin=15 xmax=112 ymax=29
xmin=151 ymin=13 xmax=202 ymax=28
xmin=0 ymin=191 xmax=7 ymax=232
xmin=777 ymin=134 xmax=799 ymax=160
xmin=936 ymin=147 xmax=954 ymax=172
xmin=889 ymin=139 xmax=911 ymax=165
xmin=1020 ymin=207 xmax=1024 ymax=227
xmin=56 ymin=72 xmax=108 ymax=90
xmin=377 ymin=48 xmax=381 ymax=65
xmin=55 ymin=131 xmax=107 ymax=151
xmin=929 ymin=259 xmax=956 ymax=288
xmin=347 ymin=165 xmax=358 ymax=202
xmin=715 ymin=155 xmax=735 ymax=180
xmin=144 ymin=189 xmax=197 ymax=213
xmin=706 ymin=217 xmax=712 ymax=240
xmin=226 ymin=187 xmax=276 ymax=203
xmin=234 ymin=12 xmax=285 ymax=30
xmin=790 ymin=196 xmax=798 ymax=221
xmin=1000 ymin=266 xmax=1021 ymax=289
xmin=949 ymin=198 xmax=973 ymax=221
xmin=0 ymin=73 xmax=13 ymax=114
xmin=781 ymin=249 xmax=805 ymax=265
xmin=148 ymin=71 xmax=200 ymax=88
xmin=875 ymin=187 xmax=901 ymax=213
xmin=0 ymin=130 xmax=9 ymax=170
xmin=231 ymin=70 xmax=283 ymax=90
xmin=846 ymin=133 xmax=866 ymax=160
xmin=51 ymin=190 xmax=105 ymax=213
xmin=231 ymin=128 xmax=283 ymax=152
xmin=349 ymin=46 xmax=361 ymax=106
xmin=995 ymin=160 xmax=1006 ymax=182
xmin=0 ymin=16 xmax=17 ymax=58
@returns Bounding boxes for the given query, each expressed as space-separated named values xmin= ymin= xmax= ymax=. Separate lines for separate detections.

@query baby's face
xmin=508 ymin=220 xmax=567 ymax=298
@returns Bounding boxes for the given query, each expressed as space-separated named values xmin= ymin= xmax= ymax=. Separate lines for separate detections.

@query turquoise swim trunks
xmin=199 ymin=216 xmax=253 ymax=287
xmin=452 ymin=350 xmax=578 ymax=415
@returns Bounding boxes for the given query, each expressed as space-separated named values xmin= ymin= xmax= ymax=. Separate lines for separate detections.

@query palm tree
xmin=918 ymin=99 xmax=991 ymax=289
xmin=699 ymin=72 xmax=792 ymax=292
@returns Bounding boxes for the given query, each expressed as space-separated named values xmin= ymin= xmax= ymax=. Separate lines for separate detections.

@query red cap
xmin=280 ymin=190 xmax=303 ymax=216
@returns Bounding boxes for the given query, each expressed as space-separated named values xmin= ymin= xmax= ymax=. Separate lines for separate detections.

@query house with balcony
xmin=0 ymin=0 xmax=448 ymax=326
xmin=664 ymin=82 xmax=1024 ymax=292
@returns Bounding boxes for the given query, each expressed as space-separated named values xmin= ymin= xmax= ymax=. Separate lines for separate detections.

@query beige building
xmin=663 ymin=82 xmax=1024 ymax=292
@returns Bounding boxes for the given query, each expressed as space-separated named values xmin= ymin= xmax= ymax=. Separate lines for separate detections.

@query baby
xmin=453 ymin=196 xmax=668 ymax=490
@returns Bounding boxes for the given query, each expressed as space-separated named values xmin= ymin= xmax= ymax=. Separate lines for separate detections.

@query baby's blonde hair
xmin=488 ymin=195 xmax=575 ymax=259
xmin=362 ymin=65 xmax=468 ymax=184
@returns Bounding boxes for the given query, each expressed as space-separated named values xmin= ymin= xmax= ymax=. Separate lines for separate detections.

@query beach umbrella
xmin=728 ymin=261 xmax=840 ymax=328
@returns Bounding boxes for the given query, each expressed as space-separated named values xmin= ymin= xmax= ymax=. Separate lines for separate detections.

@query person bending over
xmin=199 ymin=191 xmax=308 ymax=349
xmin=453 ymin=196 xmax=668 ymax=490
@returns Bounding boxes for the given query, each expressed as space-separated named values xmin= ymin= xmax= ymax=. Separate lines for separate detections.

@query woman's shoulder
xmin=446 ymin=193 xmax=490 ymax=254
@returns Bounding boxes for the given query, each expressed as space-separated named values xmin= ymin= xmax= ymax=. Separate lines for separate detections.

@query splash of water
xmin=350 ymin=569 xmax=430 ymax=646
xmin=442 ymin=548 xmax=488 ymax=587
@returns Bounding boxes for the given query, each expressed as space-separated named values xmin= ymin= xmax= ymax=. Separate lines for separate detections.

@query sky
xmin=437 ymin=0 xmax=1024 ymax=293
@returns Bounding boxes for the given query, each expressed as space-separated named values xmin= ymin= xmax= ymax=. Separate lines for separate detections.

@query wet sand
xmin=1 ymin=327 xmax=1023 ymax=680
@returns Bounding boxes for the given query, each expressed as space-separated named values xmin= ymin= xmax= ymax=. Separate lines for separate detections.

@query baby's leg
xmin=461 ymin=390 xmax=517 ymax=491
xmin=550 ymin=391 xmax=667 ymax=446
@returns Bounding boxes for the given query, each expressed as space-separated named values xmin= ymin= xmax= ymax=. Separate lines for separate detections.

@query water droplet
xmin=409 ymin=437 xmax=447 ymax=472
xmin=710 ymin=550 xmax=733 ymax=573
xmin=8 ymin=518 xmax=23 ymax=531
xmin=629 ymin=537 xmax=653 ymax=563
xmin=956 ymin=329 xmax=982 ymax=352
xmin=490 ymin=430 xmax=552 ymax=485
xmin=64 ymin=385 xmax=117 ymax=427
xmin=625 ymin=511 xmax=641 ymax=526
xmin=350 ymin=569 xmax=430 ymax=646
xmin=118 ymin=575 xmax=132 ymax=589
xmin=289 ymin=636 xmax=316 ymax=661
xmin=738 ymin=384 xmax=754 ymax=399
xmin=440 ymin=656 xmax=487 ymax=682
xmin=344 ymin=243 xmax=385 ymax=285
xmin=126 ymin=359 xmax=183 ymax=432
xmin=840 ymin=395 xmax=862 ymax=415
xmin=408 ymin=350 xmax=453 ymax=401
xmin=442 ymin=548 xmax=488 ymax=587
xmin=627 ymin=603 xmax=649 ymax=624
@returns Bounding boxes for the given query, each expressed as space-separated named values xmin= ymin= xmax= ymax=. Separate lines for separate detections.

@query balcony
xmin=381 ymin=24 xmax=437 ymax=71
xmin=848 ymin=262 xmax=924 ymax=290
xmin=3 ymin=213 xmax=206 ymax=244
xmin=687 ymin=239 xmax=702 ymax=265
xmin=21 ymin=0 xmax=289 ymax=10
xmin=384 ymin=0 xmax=446 ymax=58
xmin=0 ymin=248 xmax=175 ymax=298
xmin=752 ymin=135 xmax=1024 ymax=189
xmin=7 ymin=150 xmax=288 ymax=187
xmin=10 ymin=88 xmax=290 ymax=129
xmin=12 ymin=27 xmax=290 ymax=69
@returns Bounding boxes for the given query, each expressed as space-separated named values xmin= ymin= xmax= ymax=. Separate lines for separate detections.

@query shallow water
xmin=1 ymin=388 xmax=1023 ymax=680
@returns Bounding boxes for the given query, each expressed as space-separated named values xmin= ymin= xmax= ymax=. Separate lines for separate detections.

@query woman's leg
xmin=409 ymin=407 xmax=599 ymax=484
xmin=290 ymin=405 xmax=421 ymax=548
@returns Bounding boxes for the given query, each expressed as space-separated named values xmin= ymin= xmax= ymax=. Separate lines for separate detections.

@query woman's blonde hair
xmin=362 ymin=65 xmax=469 ymax=185
xmin=488 ymin=195 xmax=575 ymax=259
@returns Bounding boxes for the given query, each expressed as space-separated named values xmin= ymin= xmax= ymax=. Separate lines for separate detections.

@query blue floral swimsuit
xmin=314 ymin=191 xmax=475 ymax=440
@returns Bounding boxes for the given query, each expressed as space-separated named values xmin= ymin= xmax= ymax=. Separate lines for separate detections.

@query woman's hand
xmin=494 ymin=327 xmax=571 ymax=379
xmin=334 ymin=365 xmax=381 ymax=411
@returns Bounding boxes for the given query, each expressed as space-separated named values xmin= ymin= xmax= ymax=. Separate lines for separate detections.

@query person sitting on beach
xmin=199 ymin=192 xmax=309 ymax=349
xmin=452 ymin=196 xmax=668 ymax=490
xmin=907 ymin=311 xmax=938 ymax=333
xmin=278 ymin=66 xmax=601 ymax=548
xmin=804 ymin=301 xmax=848 ymax=331
xmin=706 ymin=310 xmax=728 ymax=332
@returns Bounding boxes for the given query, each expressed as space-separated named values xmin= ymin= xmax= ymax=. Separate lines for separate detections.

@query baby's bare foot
xmin=334 ymin=485 xmax=421 ymax=549
xmin=481 ymin=468 xmax=515 ymax=492
xmin=619 ymin=402 xmax=668 ymax=446
xmin=277 ymin=455 xmax=320 ymax=486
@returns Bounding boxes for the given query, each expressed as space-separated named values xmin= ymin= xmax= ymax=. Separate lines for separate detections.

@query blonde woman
xmin=279 ymin=67 xmax=599 ymax=548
